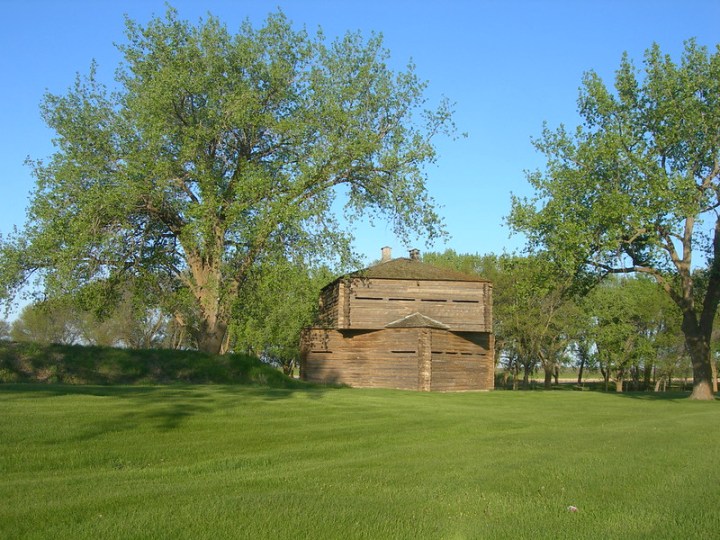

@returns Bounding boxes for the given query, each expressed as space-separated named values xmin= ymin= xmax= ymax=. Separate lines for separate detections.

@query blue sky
xmin=1 ymin=0 xmax=718 ymax=266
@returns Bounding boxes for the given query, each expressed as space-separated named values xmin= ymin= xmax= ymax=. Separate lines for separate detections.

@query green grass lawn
xmin=1 ymin=384 xmax=718 ymax=539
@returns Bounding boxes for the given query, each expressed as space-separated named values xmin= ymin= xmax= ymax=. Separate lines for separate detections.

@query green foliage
xmin=425 ymin=250 xmax=583 ymax=388
xmin=1 ymin=6 xmax=455 ymax=353
xmin=9 ymin=288 xmax=176 ymax=349
xmin=423 ymin=249 xmax=501 ymax=281
xmin=10 ymin=300 xmax=82 ymax=345
xmin=492 ymin=254 xmax=583 ymax=388
xmin=0 ymin=340 xmax=307 ymax=386
xmin=509 ymin=39 xmax=720 ymax=399
xmin=228 ymin=255 xmax=333 ymax=373
xmin=584 ymin=276 xmax=685 ymax=391
xmin=510 ymin=40 xmax=720 ymax=276
xmin=1 ymin=387 xmax=719 ymax=538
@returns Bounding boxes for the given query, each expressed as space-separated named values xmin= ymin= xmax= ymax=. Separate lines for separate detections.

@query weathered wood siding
xmin=318 ymin=278 xmax=492 ymax=332
xmin=305 ymin=261 xmax=495 ymax=392
xmin=429 ymin=330 xmax=494 ymax=391
xmin=301 ymin=328 xmax=420 ymax=390
xmin=301 ymin=327 xmax=494 ymax=391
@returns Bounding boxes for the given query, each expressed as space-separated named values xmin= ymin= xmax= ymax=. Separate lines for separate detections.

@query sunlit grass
xmin=1 ymin=385 xmax=718 ymax=539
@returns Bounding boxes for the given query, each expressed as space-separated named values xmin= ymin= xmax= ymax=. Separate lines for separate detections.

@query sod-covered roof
xmin=345 ymin=257 xmax=490 ymax=282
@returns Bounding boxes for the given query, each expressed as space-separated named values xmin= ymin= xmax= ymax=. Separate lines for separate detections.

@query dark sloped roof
xmin=385 ymin=312 xmax=450 ymax=330
xmin=347 ymin=257 xmax=490 ymax=282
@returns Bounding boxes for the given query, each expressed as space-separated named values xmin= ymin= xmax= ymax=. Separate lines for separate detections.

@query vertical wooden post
xmin=418 ymin=328 xmax=432 ymax=391
xmin=341 ymin=280 xmax=351 ymax=328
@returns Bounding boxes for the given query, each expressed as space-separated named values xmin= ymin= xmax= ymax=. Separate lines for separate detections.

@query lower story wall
xmin=301 ymin=328 xmax=420 ymax=390
xmin=430 ymin=330 xmax=494 ymax=391
xmin=300 ymin=327 xmax=494 ymax=391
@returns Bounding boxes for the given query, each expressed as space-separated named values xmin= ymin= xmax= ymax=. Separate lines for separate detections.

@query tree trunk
xmin=543 ymin=366 xmax=553 ymax=389
xmin=615 ymin=376 xmax=624 ymax=393
xmin=196 ymin=318 xmax=228 ymax=355
xmin=185 ymin=251 xmax=232 ymax=356
xmin=601 ymin=365 xmax=610 ymax=392
xmin=682 ymin=312 xmax=716 ymax=400
xmin=577 ymin=358 xmax=585 ymax=386
xmin=643 ymin=363 xmax=653 ymax=391
xmin=194 ymin=290 xmax=228 ymax=355
xmin=522 ymin=365 xmax=530 ymax=389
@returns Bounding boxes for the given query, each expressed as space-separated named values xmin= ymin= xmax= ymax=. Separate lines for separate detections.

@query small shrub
xmin=0 ymin=368 xmax=19 ymax=383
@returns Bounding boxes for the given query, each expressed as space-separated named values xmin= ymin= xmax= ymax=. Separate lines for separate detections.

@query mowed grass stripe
xmin=1 ymin=385 xmax=718 ymax=539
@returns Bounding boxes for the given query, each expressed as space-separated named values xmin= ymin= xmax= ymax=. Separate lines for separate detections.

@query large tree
xmin=509 ymin=40 xmax=720 ymax=399
xmin=0 ymin=8 xmax=454 ymax=354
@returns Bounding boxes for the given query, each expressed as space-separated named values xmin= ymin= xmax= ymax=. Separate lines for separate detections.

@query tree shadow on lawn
xmin=0 ymin=382 xmax=337 ymax=440
xmin=549 ymin=384 xmax=710 ymax=402
xmin=522 ymin=383 xmax=707 ymax=402
xmin=607 ymin=390 xmax=718 ymax=402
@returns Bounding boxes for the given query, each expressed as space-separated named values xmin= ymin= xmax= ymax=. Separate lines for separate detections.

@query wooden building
xmin=300 ymin=248 xmax=494 ymax=391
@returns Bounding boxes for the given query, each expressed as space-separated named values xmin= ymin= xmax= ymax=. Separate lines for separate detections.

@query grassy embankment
xmin=1 ymin=342 xmax=718 ymax=538
xmin=0 ymin=341 xmax=302 ymax=387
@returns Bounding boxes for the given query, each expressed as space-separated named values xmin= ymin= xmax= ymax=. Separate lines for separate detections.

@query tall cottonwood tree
xmin=0 ymin=8 xmax=454 ymax=353
xmin=509 ymin=40 xmax=720 ymax=399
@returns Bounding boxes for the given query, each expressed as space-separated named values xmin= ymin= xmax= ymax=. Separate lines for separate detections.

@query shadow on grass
xmin=601 ymin=391 xmax=697 ymax=402
xmin=0 ymin=382 xmax=340 ymax=440
xmin=605 ymin=390 xmax=720 ymax=402
xmin=489 ymin=382 xmax=707 ymax=401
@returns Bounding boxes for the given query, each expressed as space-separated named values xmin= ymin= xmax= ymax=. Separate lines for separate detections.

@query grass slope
xmin=0 ymin=341 xmax=304 ymax=387
xmin=1 ymin=385 xmax=718 ymax=539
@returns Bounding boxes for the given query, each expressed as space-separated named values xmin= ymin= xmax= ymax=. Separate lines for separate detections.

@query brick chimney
xmin=381 ymin=246 xmax=392 ymax=262
xmin=409 ymin=248 xmax=420 ymax=261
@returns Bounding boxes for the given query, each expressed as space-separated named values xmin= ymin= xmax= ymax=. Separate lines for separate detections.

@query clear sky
xmin=1 ymin=0 xmax=718 ymax=266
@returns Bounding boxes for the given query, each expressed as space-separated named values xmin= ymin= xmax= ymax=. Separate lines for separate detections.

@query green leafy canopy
xmin=508 ymin=39 xmax=720 ymax=399
xmin=0 ymin=7 xmax=457 ymax=353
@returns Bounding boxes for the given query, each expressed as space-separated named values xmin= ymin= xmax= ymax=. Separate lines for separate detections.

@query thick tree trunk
xmin=543 ymin=366 xmax=553 ymax=389
xmin=196 ymin=318 xmax=228 ymax=355
xmin=185 ymin=248 xmax=233 ymax=356
xmin=615 ymin=376 xmax=624 ymax=393
xmin=679 ymin=218 xmax=720 ymax=400
xmin=193 ymin=281 xmax=229 ymax=355
xmin=682 ymin=312 xmax=716 ymax=400
xmin=577 ymin=358 xmax=585 ymax=386
xmin=688 ymin=356 xmax=714 ymax=400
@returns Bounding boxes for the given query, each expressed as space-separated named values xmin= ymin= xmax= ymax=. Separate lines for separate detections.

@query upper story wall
xmin=317 ymin=276 xmax=492 ymax=333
